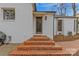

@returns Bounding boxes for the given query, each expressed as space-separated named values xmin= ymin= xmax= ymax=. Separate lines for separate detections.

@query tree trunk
xmin=72 ymin=3 xmax=76 ymax=16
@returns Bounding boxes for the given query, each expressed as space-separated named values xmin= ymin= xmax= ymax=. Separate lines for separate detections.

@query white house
xmin=54 ymin=16 xmax=77 ymax=36
xmin=0 ymin=3 xmax=55 ymax=43
xmin=0 ymin=3 xmax=33 ymax=43
xmin=0 ymin=3 xmax=79 ymax=43
xmin=53 ymin=16 xmax=79 ymax=41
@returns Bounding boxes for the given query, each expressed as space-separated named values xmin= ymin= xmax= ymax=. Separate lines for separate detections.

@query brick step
xmin=27 ymin=34 xmax=51 ymax=41
xmin=28 ymin=37 xmax=50 ymax=41
xmin=9 ymin=35 xmax=68 ymax=56
xmin=17 ymin=45 xmax=63 ymax=50
xmin=23 ymin=41 xmax=55 ymax=45
xmin=9 ymin=50 xmax=71 ymax=56
xmin=33 ymin=34 xmax=47 ymax=37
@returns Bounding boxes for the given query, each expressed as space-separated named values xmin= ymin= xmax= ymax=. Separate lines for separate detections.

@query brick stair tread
xmin=17 ymin=45 xmax=63 ymax=50
xmin=32 ymin=36 xmax=49 ymax=38
xmin=28 ymin=34 xmax=52 ymax=41
xmin=33 ymin=34 xmax=47 ymax=37
xmin=24 ymin=40 xmax=54 ymax=42
xmin=9 ymin=50 xmax=71 ymax=56
xmin=24 ymin=41 xmax=55 ymax=45
xmin=29 ymin=37 xmax=50 ymax=41
xmin=28 ymin=39 xmax=50 ymax=41
xmin=17 ymin=45 xmax=62 ymax=48
xmin=29 ymin=39 xmax=50 ymax=40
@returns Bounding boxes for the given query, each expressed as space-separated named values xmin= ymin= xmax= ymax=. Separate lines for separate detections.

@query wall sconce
xmin=45 ymin=16 xmax=47 ymax=20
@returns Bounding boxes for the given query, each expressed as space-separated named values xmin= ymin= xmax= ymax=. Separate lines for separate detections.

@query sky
xmin=36 ymin=3 xmax=79 ymax=16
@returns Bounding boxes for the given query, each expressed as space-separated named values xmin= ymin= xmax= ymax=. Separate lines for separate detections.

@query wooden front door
xmin=36 ymin=17 xmax=42 ymax=34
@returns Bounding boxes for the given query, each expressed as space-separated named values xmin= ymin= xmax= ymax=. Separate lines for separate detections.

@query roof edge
xmin=54 ymin=16 xmax=79 ymax=18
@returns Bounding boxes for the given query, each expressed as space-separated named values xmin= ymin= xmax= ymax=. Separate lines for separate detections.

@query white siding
xmin=54 ymin=18 xmax=76 ymax=36
xmin=54 ymin=18 xmax=57 ymax=35
xmin=63 ymin=18 xmax=75 ymax=36
xmin=0 ymin=3 xmax=33 ymax=43
xmin=43 ymin=15 xmax=53 ymax=39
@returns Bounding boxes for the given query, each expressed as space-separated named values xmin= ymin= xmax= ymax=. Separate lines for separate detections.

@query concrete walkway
xmin=56 ymin=40 xmax=79 ymax=55
xmin=56 ymin=40 xmax=79 ymax=48
xmin=0 ymin=43 xmax=19 ymax=56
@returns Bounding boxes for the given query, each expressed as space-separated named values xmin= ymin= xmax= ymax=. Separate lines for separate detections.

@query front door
xmin=36 ymin=17 xmax=42 ymax=34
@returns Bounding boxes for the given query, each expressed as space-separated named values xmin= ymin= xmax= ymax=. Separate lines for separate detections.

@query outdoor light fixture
xmin=45 ymin=16 xmax=47 ymax=20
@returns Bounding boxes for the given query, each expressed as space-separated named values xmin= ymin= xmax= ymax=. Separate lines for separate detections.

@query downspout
xmin=53 ymin=15 xmax=55 ymax=40
xmin=76 ymin=18 xmax=78 ymax=34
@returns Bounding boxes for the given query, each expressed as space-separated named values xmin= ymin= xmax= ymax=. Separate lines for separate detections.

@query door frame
xmin=35 ymin=16 xmax=43 ymax=34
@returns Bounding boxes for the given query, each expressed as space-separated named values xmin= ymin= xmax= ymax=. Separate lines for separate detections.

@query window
xmin=58 ymin=20 xmax=62 ymax=31
xmin=2 ymin=8 xmax=15 ymax=20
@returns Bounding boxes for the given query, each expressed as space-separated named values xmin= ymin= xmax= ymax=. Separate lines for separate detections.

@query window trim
xmin=57 ymin=19 xmax=63 ymax=31
xmin=1 ymin=8 xmax=15 ymax=21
